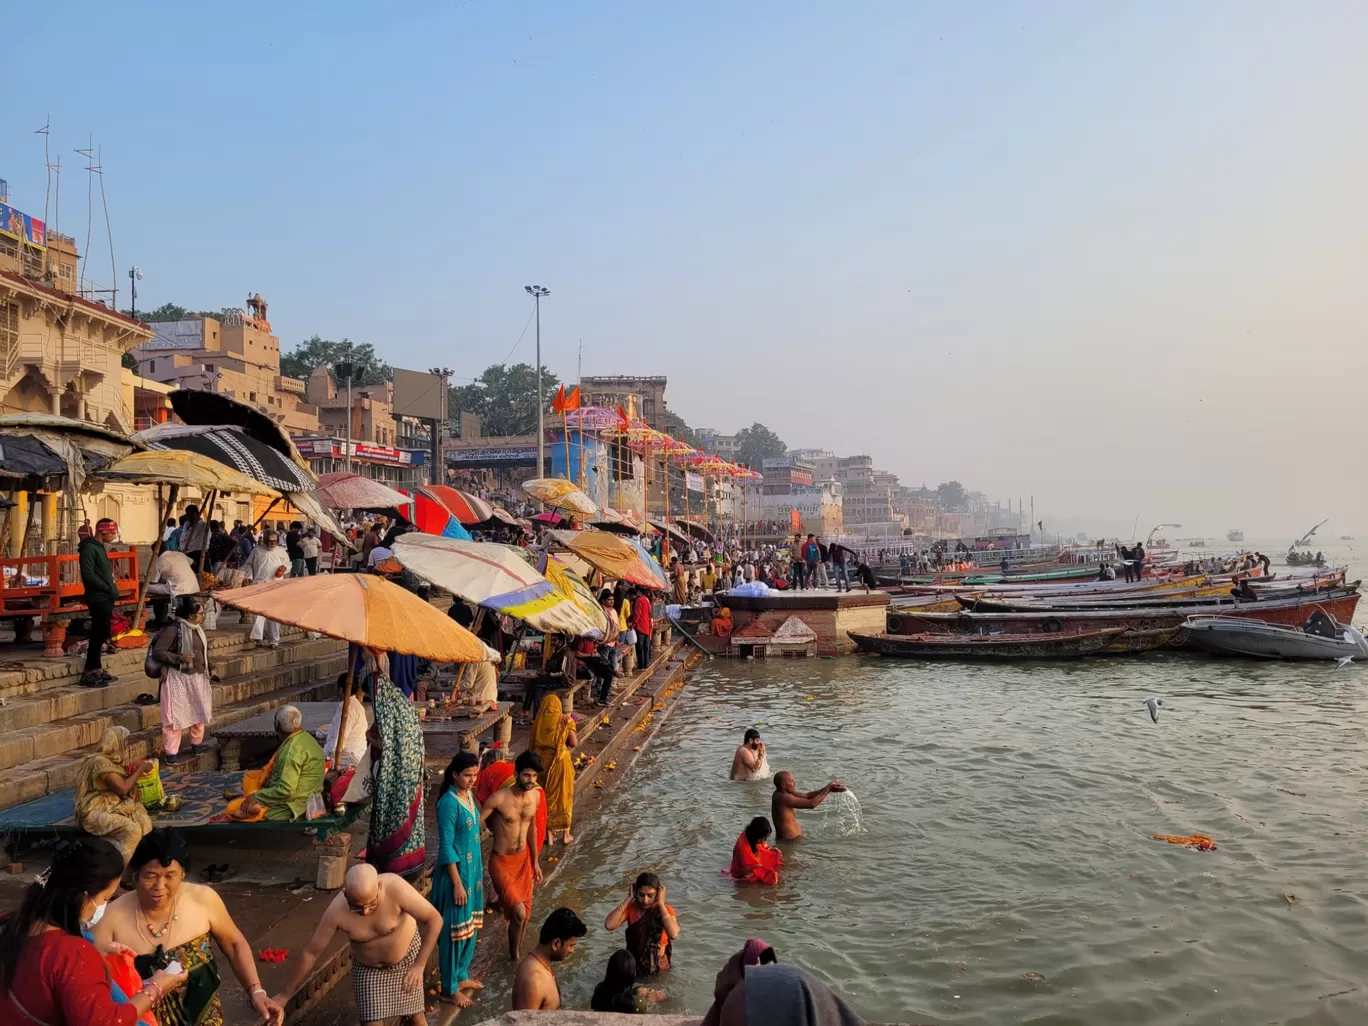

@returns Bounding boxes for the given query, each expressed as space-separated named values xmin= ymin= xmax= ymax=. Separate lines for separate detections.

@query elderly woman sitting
xmin=75 ymin=726 xmax=154 ymax=862
xmin=225 ymin=706 xmax=326 ymax=822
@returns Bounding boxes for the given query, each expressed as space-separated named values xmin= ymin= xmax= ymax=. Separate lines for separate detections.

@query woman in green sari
xmin=364 ymin=656 xmax=427 ymax=875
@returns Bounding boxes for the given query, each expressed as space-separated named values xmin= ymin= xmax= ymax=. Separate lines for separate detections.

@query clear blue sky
xmin=5 ymin=1 xmax=1366 ymax=535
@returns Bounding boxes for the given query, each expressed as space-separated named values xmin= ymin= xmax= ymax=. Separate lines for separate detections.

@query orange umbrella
xmin=213 ymin=574 xmax=485 ymax=662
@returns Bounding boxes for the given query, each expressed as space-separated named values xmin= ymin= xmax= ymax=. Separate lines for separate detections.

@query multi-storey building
xmin=131 ymin=294 xmax=319 ymax=434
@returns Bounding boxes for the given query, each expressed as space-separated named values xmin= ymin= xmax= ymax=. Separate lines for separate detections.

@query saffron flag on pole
xmin=551 ymin=384 xmax=567 ymax=414
xmin=565 ymin=386 xmax=582 ymax=411
xmin=616 ymin=405 xmax=630 ymax=432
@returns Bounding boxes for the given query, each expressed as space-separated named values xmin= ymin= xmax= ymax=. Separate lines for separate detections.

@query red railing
xmin=0 ymin=548 xmax=141 ymax=620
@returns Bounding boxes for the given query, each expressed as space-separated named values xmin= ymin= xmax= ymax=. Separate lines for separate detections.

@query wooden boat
xmin=1183 ymin=615 xmax=1368 ymax=661
xmin=849 ymin=628 xmax=1126 ymax=659
xmin=1102 ymin=626 xmax=1186 ymax=654
xmin=954 ymin=582 xmax=1240 ymax=612
xmin=887 ymin=588 xmax=1362 ymax=637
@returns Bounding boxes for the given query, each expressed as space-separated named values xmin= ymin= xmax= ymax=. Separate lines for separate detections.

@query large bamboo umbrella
xmin=391 ymin=534 xmax=600 ymax=636
xmin=522 ymin=477 xmax=599 ymax=517
xmin=95 ymin=450 xmax=281 ymax=627
xmin=214 ymin=574 xmax=487 ymax=746
xmin=561 ymin=529 xmax=669 ymax=590
xmin=422 ymin=485 xmax=494 ymax=526
xmin=316 ymin=472 xmax=413 ymax=512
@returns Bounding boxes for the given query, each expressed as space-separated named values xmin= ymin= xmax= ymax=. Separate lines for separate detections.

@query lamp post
xmin=128 ymin=266 xmax=142 ymax=320
xmin=525 ymin=285 xmax=550 ymax=476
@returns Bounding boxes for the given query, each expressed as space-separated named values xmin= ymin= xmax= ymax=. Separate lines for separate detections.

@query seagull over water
xmin=1145 ymin=697 xmax=1164 ymax=723
xmin=1335 ymin=656 xmax=1354 ymax=669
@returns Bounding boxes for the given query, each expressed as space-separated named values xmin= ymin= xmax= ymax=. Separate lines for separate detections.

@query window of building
xmin=148 ymin=359 xmax=156 ymax=373
xmin=58 ymin=262 xmax=75 ymax=281
xmin=249 ymin=391 xmax=257 ymax=402
xmin=0 ymin=301 xmax=18 ymax=361
xmin=204 ymin=363 xmax=214 ymax=370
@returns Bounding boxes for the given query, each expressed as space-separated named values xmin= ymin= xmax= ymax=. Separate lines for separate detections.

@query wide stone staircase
xmin=0 ymin=618 xmax=349 ymax=812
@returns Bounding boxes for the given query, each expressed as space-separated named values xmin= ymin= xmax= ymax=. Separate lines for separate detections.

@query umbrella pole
xmin=335 ymin=658 xmax=356 ymax=771
xmin=131 ymin=483 xmax=179 ymax=632
xmin=196 ymin=489 xmax=218 ymax=579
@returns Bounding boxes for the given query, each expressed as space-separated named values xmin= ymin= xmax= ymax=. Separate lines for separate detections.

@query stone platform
xmin=711 ymin=589 xmax=890 ymax=655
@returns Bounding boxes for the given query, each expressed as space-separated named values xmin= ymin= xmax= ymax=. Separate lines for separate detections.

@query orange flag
xmin=551 ymin=384 xmax=567 ymax=414
xmin=565 ymin=386 xmax=582 ymax=411
xmin=616 ymin=404 xmax=630 ymax=431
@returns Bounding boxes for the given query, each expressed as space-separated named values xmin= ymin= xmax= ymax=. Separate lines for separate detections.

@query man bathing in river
xmin=482 ymin=750 xmax=546 ymax=959
xmin=273 ymin=864 xmax=442 ymax=1026
xmin=730 ymin=728 xmax=770 ymax=780
xmin=771 ymin=770 xmax=846 ymax=840
xmin=511 ymin=907 xmax=588 ymax=1010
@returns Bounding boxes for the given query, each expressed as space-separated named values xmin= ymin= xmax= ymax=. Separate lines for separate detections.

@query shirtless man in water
xmin=482 ymin=750 xmax=546 ymax=959
xmin=771 ymin=770 xmax=846 ymax=840
xmin=273 ymin=864 xmax=442 ymax=1026
xmin=730 ymin=728 xmax=769 ymax=780
xmin=511 ymin=907 xmax=588 ymax=1010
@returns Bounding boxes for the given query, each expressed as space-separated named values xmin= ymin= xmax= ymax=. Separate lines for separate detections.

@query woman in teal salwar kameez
xmin=433 ymin=752 xmax=485 ymax=1008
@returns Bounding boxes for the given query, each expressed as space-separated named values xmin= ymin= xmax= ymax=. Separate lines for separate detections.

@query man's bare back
xmin=512 ymin=951 xmax=560 ymax=1010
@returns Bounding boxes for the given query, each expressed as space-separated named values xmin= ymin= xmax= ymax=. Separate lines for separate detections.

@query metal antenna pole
xmin=525 ymin=286 xmax=550 ymax=476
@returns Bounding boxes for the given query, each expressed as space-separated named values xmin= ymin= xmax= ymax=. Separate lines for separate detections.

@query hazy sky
xmin=4 ymin=2 xmax=1365 ymax=537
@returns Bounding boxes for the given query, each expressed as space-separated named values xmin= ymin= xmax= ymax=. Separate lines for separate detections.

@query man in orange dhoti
xmin=480 ymin=751 xmax=545 ymax=959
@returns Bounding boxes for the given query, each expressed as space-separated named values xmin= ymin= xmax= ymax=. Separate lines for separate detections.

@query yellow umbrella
xmin=214 ymin=574 xmax=486 ymax=662
xmin=97 ymin=449 xmax=281 ymax=496
xmin=562 ymin=529 xmax=669 ymax=589
xmin=522 ymin=477 xmax=599 ymax=516
xmin=544 ymin=555 xmax=609 ymax=634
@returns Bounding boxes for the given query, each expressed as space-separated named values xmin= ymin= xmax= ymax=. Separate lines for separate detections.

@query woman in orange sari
xmin=729 ymin=817 xmax=782 ymax=885
xmin=530 ymin=693 xmax=578 ymax=843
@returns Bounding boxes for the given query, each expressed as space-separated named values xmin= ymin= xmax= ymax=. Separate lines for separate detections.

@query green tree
xmin=448 ymin=363 xmax=561 ymax=437
xmin=735 ymin=422 xmax=787 ymax=468
xmin=936 ymin=480 xmax=967 ymax=511
xmin=121 ymin=303 xmax=220 ymax=322
xmin=280 ymin=336 xmax=392 ymax=384
xmin=661 ymin=404 xmax=698 ymax=447
xmin=121 ymin=351 xmax=139 ymax=371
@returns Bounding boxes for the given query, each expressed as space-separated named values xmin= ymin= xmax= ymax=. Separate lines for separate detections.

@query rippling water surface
xmin=477 ymin=544 xmax=1368 ymax=1023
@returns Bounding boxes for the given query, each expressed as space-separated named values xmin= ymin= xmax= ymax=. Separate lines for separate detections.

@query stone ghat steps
xmin=0 ymin=633 xmax=348 ymax=811
xmin=0 ymin=621 xmax=304 ymax=702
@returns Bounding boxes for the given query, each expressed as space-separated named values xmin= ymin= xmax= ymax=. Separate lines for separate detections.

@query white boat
xmin=1184 ymin=614 xmax=1368 ymax=661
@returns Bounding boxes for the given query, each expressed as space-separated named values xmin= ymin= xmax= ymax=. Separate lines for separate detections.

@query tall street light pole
xmin=525 ymin=285 xmax=550 ymax=476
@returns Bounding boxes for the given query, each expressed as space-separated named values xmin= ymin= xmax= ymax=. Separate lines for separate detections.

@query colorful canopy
xmin=98 ymin=450 xmax=280 ymax=496
xmin=212 ymin=574 xmax=485 ymax=662
xmin=522 ymin=477 xmax=599 ymax=516
xmin=315 ymin=472 xmax=413 ymax=511
xmin=422 ymin=485 xmax=494 ymax=526
xmin=561 ymin=529 xmax=669 ymax=590
xmin=404 ymin=488 xmax=473 ymax=541
xmin=544 ymin=555 xmax=609 ymax=634
xmin=391 ymin=534 xmax=601 ymax=636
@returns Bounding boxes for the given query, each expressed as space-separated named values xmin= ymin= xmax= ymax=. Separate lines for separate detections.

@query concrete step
xmin=0 ymin=673 xmax=341 ymax=812
xmin=0 ymin=637 xmax=346 ymax=736
xmin=0 ymin=638 xmax=348 ymax=772
xmin=0 ymin=618 xmax=310 ymax=701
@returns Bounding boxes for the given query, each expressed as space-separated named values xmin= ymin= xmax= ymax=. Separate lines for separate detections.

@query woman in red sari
xmin=0 ymin=837 xmax=187 ymax=1026
xmin=728 ymin=817 xmax=783 ymax=885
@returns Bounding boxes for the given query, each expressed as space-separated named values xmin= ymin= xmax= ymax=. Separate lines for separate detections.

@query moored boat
xmin=849 ymin=627 xmax=1126 ymax=659
xmin=1183 ymin=615 xmax=1368 ymax=661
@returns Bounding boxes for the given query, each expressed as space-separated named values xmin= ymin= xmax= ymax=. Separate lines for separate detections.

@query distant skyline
xmin=3 ymin=1 xmax=1364 ymax=536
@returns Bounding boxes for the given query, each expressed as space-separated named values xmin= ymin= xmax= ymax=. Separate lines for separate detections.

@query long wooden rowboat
xmin=888 ymin=589 xmax=1361 ymax=637
xmin=849 ymin=628 xmax=1126 ymax=659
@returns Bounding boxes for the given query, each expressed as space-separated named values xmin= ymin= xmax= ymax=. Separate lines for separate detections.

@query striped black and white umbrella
xmin=138 ymin=424 xmax=315 ymax=492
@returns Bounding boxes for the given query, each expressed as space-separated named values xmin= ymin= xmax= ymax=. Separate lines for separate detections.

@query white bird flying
xmin=1145 ymin=697 xmax=1164 ymax=722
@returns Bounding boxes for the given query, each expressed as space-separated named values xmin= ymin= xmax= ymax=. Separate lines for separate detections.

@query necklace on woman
xmin=456 ymin=789 xmax=476 ymax=815
xmin=139 ymin=896 xmax=179 ymax=940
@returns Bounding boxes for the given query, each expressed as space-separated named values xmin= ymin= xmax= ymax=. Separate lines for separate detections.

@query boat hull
xmin=888 ymin=590 xmax=1361 ymax=637
xmin=849 ymin=628 xmax=1124 ymax=659
xmin=1183 ymin=618 xmax=1368 ymax=660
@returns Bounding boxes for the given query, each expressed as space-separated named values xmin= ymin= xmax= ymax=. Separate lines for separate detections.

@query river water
xmin=480 ymin=545 xmax=1368 ymax=1024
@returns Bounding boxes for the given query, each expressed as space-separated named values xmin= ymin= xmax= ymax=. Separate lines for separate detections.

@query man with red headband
xmin=78 ymin=518 xmax=120 ymax=688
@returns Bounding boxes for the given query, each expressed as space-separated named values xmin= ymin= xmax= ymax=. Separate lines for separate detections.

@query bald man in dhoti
xmin=272 ymin=864 xmax=443 ymax=1026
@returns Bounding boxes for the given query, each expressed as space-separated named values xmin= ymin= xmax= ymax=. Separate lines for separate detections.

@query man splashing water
xmin=771 ymin=771 xmax=845 ymax=840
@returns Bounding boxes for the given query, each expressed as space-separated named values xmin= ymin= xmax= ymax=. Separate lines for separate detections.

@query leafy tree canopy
xmin=735 ymin=422 xmax=787 ymax=468
xmin=280 ymin=336 xmax=392 ymax=384
xmin=448 ymin=363 xmax=561 ymax=438
xmin=936 ymin=480 xmax=967 ymax=511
